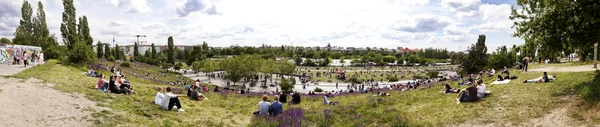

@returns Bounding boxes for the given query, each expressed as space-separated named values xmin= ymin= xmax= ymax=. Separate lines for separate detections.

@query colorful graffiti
xmin=0 ymin=44 xmax=43 ymax=64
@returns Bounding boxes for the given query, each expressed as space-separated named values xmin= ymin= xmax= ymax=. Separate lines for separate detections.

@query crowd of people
xmin=11 ymin=49 xmax=43 ymax=67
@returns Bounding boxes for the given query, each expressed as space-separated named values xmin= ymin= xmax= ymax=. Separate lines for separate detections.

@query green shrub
xmin=426 ymin=70 xmax=439 ymax=78
xmin=387 ymin=76 xmax=399 ymax=82
xmin=120 ymin=61 xmax=131 ymax=67
xmin=67 ymin=42 xmax=96 ymax=64
xmin=107 ymin=56 xmax=115 ymax=62
xmin=279 ymin=77 xmax=294 ymax=93
xmin=43 ymin=46 xmax=67 ymax=60
xmin=174 ymin=62 xmax=182 ymax=70
xmin=413 ymin=74 xmax=425 ymax=79
xmin=314 ymin=87 xmax=324 ymax=92
xmin=349 ymin=77 xmax=363 ymax=84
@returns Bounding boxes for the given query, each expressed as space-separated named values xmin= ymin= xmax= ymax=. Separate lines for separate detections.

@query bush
xmin=43 ymin=46 xmax=67 ymax=60
xmin=314 ymin=87 xmax=324 ymax=92
xmin=426 ymin=70 xmax=439 ymax=78
xmin=413 ymin=74 xmax=425 ymax=79
xmin=67 ymin=42 xmax=96 ymax=64
xmin=280 ymin=77 xmax=294 ymax=93
xmin=120 ymin=61 xmax=131 ymax=67
xmin=107 ymin=56 xmax=115 ymax=62
xmin=387 ymin=76 xmax=399 ymax=82
xmin=174 ymin=62 xmax=182 ymax=70
xmin=349 ymin=77 xmax=363 ymax=84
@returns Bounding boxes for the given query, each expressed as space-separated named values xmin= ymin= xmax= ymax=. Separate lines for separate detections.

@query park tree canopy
xmin=510 ymin=0 xmax=600 ymax=61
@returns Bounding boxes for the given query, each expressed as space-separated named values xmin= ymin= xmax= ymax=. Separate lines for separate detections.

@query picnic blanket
xmin=491 ymin=80 xmax=511 ymax=84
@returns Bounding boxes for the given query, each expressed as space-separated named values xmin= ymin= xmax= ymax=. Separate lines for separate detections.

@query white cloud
xmin=176 ymin=0 xmax=221 ymax=17
xmin=441 ymin=0 xmax=481 ymax=18
xmin=0 ymin=0 xmax=523 ymax=52
xmin=471 ymin=20 xmax=513 ymax=33
xmin=480 ymin=4 xmax=511 ymax=21
xmin=390 ymin=0 xmax=430 ymax=6
xmin=108 ymin=0 xmax=151 ymax=13
xmin=390 ymin=15 xmax=453 ymax=33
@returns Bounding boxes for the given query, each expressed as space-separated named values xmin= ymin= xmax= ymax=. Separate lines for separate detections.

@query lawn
xmin=10 ymin=60 xmax=598 ymax=126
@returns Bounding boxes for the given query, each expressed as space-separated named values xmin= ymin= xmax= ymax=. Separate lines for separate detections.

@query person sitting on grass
xmin=97 ymin=75 xmax=108 ymax=92
xmin=456 ymin=83 xmax=478 ymax=103
xmin=323 ymin=95 xmax=338 ymax=105
xmin=270 ymin=95 xmax=283 ymax=115
xmin=443 ymin=84 xmax=460 ymax=93
xmin=154 ymin=87 xmax=164 ymax=105
xmin=254 ymin=95 xmax=271 ymax=116
xmin=213 ymin=86 xmax=221 ymax=92
xmin=279 ymin=92 xmax=288 ymax=103
xmin=291 ymin=91 xmax=301 ymax=104
xmin=497 ymin=74 xmax=505 ymax=81
xmin=188 ymin=85 xmax=208 ymax=101
xmin=160 ymin=87 xmax=185 ymax=112
xmin=523 ymin=72 xmax=557 ymax=83
xmin=476 ymin=80 xmax=487 ymax=99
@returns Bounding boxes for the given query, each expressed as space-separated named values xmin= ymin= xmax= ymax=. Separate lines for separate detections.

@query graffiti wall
xmin=0 ymin=44 xmax=43 ymax=64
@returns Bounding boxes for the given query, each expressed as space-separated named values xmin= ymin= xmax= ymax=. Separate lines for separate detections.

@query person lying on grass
xmin=160 ymin=87 xmax=185 ymax=112
xmin=443 ymin=84 xmax=460 ymax=93
xmin=523 ymin=72 xmax=557 ymax=83
xmin=456 ymin=83 xmax=478 ymax=103
xmin=323 ymin=95 xmax=338 ymax=105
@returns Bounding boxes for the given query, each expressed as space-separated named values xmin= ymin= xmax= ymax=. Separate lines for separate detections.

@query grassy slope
xmin=11 ymin=60 xmax=598 ymax=126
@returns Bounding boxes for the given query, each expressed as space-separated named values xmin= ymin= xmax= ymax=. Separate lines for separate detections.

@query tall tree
xmin=203 ymin=60 xmax=216 ymax=83
xmin=60 ymin=0 xmax=78 ymax=49
xmin=114 ymin=44 xmax=121 ymax=60
xmin=133 ymin=42 xmax=140 ymax=59
xmin=463 ymin=35 xmax=488 ymax=74
xmin=151 ymin=43 xmax=157 ymax=59
xmin=167 ymin=36 xmax=175 ymax=64
xmin=13 ymin=1 xmax=33 ymax=45
xmin=77 ymin=16 xmax=92 ymax=45
xmin=202 ymin=41 xmax=209 ymax=51
xmin=97 ymin=41 xmax=103 ymax=59
xmin=104 ymin=44 xmax=111 ymax=59
xmin=33 ymin=1 xmax=50 ymax=48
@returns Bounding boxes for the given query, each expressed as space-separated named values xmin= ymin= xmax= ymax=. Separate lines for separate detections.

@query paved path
xmin=0 ymin=63 xmax=40 ymax=76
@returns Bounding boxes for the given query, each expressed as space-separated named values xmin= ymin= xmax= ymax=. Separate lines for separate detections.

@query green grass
xmin=10 ymin=60 xmax=598 ymax=126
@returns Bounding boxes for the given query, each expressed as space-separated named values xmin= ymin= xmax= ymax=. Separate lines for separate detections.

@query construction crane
xmin=112 ymin=34 xmax=147 ymax=46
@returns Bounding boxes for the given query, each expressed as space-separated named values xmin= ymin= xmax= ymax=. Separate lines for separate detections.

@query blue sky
xmin=0 ymin=0 xmax=524 ymax=51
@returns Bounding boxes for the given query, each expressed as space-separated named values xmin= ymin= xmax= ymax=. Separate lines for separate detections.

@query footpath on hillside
xmin=0 ymin=64 xmax=106 ymax=126
xmin=529 ymin=65 xmax=597 ymax=72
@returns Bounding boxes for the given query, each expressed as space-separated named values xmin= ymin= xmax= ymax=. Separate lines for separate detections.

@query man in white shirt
xmin=154 ymin=88 xmax=164 ymax=105
xmin=476 ymin=80 xmax=487 ymax=99
xmin=160 ymin=87 xmax=184 ymax=112
xmin=256 ymin=95 xmax=271 ymax=116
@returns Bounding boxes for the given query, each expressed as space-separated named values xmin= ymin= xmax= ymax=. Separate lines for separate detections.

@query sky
xmin=0 ymin=0 xmax=524 ymax=52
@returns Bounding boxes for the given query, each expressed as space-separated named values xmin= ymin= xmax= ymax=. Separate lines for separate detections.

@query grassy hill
xmin=10 ymin=59 xmax=600 ymax=126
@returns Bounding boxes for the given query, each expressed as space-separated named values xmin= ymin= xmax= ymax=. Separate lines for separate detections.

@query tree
xmin=77 ymin=16 xmax=92 ymax=46
xmin=279 ymin=77 xmax=294 ymax=93
xmin=151 ymin=43 xmax=157 ymax=59
xmin=203 ymin=60 xmax=216 ymax=83
xmin=33 ymin=1 xmax=51 ymax=48
xmin=294 ymin=56 xmax=303 ymax=66
xmin=202 ymin=41 xmax=209 ymax=51
xmin=167 ymin=36 xmax=175 ymax=64
xmin=463 ymin=35 xmax=488 ymax=74
xmin=104 ymin=44 xmax=111 ymax=59
xmin=331 ymin=52 xmax=343 ymax=59
xmin=191 ymin=61 xmax=203 ymax=73
xmin=426 ymin=70 xmax=439 ymax=78
xmin=340 ymin=56 xmax=346 ymax=65
xmin=96 ymin=41 xmax=103 ymax=59
xmin=114 ymin=44 xmax=121 ymax=60
xmin=321 ymin=57 xmax=332 ymax=67
xmin=133 ymin=42 xmax=140 ymax=60
xmin=60 ymin=0 xmax=78 ymax=49
xmin=261 ymin=59 xmax=277 ymax=84
xmin=510 ymin=0 xmax=600 ymax=62
xmin=0 ymin=38 xmax=11 ymax=44
xmin=383 ymin=55 xmax=396 ymax=63
xmin=13 ymin=1 xmax=33 ymax=46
